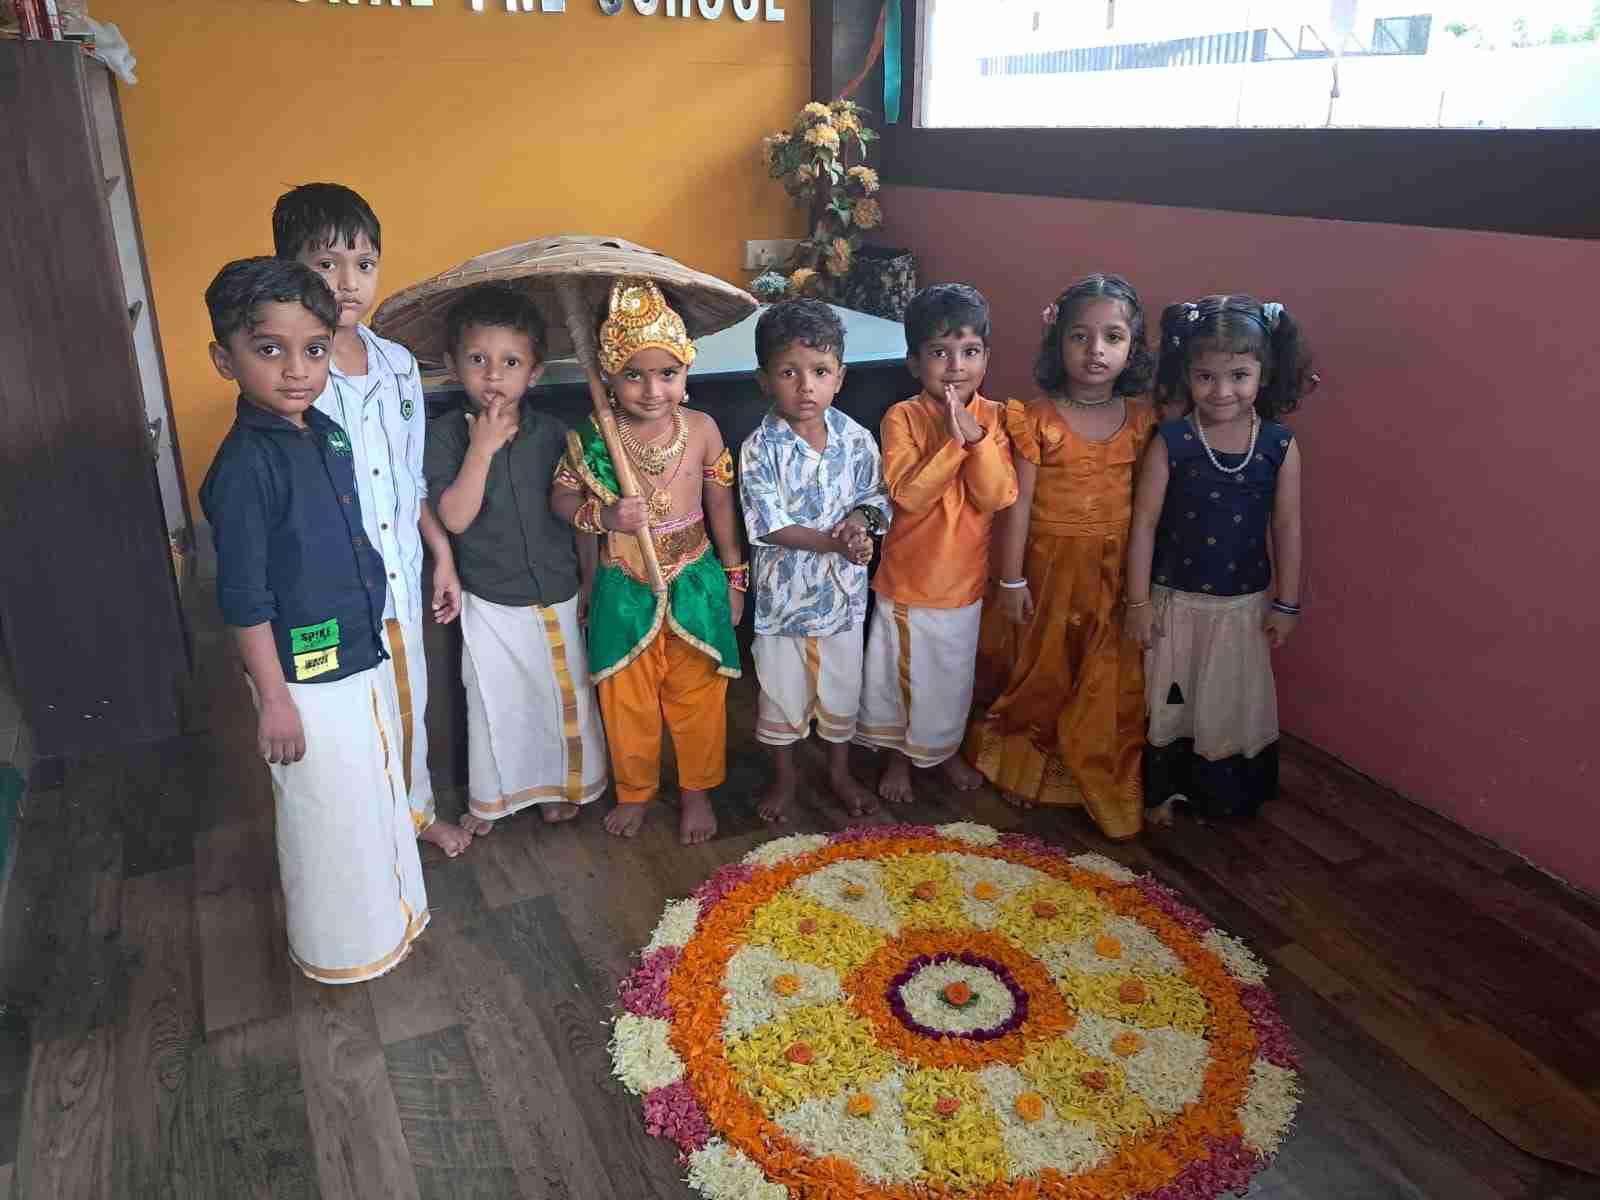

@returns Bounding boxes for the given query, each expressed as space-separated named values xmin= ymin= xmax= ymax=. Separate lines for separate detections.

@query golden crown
xmin=597 ymin=279 xmax=696 ymax=375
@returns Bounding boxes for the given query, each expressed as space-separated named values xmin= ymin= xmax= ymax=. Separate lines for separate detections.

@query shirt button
xmin=372 ymin=468 xmax=380 ymax=477
xmin=389 ymin=572 xmax=397 ymax=580
xmin=380 ymin=522 xmax=389 ymax=530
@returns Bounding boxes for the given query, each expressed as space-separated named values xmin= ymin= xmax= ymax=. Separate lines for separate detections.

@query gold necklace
xmin=619 ymin=415 xmax=687 ymax=521
xmin=617 ymin=409 xmax=688 ymax=476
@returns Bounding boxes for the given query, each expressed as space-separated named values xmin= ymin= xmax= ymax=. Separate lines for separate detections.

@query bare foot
xmin=1000 ymin=790 xmax=1037 ymax=811
xmin=941 ymin=755 xmax=985 ymax=791
xmin=604 ymin=802 xmax=649 ymax=838
xmin=758 ymin=775 xmax=794 ymax=823
xmin=877 ymin=754 xmax=915 ymax=805
xmin=1146 ymin=795 xmax=1180 ymax=828
xmin=679 ymin=789 xmax=717 ymax=845
xmin=832 ymin=770 xmax=880 ymax=818
xmin=460 ymin=812 xmax=496 ymax=837
xmin=759 ymin=746 xmax=797 ymax=823
xmin=829 ymin=741 xmax=878 ymax=818
xmin=541 ymin=802 xmax=581 ymax=824
xmin=420 ymin=819 xmax=472 ymax=857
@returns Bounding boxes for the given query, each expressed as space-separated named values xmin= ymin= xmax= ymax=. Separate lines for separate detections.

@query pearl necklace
xmin=1191 ymin=411 xmax=1259 ymax=476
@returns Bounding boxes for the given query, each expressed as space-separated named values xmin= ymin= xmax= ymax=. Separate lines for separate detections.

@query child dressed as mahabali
xmin=551 ymin=280 xmax=745 ymax=846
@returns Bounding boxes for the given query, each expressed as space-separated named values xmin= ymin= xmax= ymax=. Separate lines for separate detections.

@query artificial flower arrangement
xmin=757 ymin=98 xmax=882 ymax=303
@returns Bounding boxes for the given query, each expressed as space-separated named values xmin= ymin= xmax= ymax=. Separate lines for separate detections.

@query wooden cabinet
xmin=0 ymin=41 xmax=191 ymax=757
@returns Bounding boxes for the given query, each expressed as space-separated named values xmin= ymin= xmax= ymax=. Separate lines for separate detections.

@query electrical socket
xmin=744 ymin=238 xmax=801 ymax=272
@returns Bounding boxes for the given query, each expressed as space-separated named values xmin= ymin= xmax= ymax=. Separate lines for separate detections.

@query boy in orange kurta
xmin=856 ymin=285 xmax=1018 ymax=804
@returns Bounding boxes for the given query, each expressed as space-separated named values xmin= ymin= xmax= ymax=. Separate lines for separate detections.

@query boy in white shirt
xmin=273 ymin=183 xmax=471 ymax=856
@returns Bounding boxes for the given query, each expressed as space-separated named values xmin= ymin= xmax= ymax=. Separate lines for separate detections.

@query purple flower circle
xmin=887 ymin=952 xmax=1029 ymax=1041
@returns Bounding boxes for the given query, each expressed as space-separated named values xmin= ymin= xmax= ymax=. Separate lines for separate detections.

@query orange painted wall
xmin=95 ymin=0 xmax=810 ymax=506
xmin=883 ymin=185 xmax=1600 ymax=895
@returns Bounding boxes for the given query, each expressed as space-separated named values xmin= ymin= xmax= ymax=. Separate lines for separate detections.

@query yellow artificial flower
xmin=850 ymin=198 xmax=883 ymax=230
xmin=825 ymin=237 xmax=854 ymax=276
xmin=835 ymin=110 xmax=862 ymax=135
xmin=804 ymin=123 xmax=841 ymax=151
xmin=788 ymin=268 xmax=819 ymax=296
xmin=772 ymin=130 xmax=791 ymax=144
xmin=802 ymin=101 xmax=833 ymax=121
xmin=847 ymin=165 xmax=881 ymax=193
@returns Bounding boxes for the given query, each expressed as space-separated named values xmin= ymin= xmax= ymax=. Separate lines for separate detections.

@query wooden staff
xmin=554 ymin=277 xmax=667 ymax=595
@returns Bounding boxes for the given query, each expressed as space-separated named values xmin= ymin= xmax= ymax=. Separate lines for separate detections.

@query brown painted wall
xmin=881 ymin=185 xmax=1600 ymax=895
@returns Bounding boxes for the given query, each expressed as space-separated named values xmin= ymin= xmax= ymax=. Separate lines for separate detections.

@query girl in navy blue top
xmin=1125 ymin=295 xmax=1319 ymax=822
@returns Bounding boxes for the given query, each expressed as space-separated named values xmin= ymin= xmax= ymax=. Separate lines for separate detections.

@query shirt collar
xmin=762 ymin=405 xmax=843 ymax=452
xmin=234 ymin=396 xmax=336 ymax=434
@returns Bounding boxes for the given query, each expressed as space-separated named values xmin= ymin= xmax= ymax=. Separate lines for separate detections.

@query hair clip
xmin=1041 ymin=303 xmax=1059 ymax=328
xmin=1183 ymin=303 xmax=1200 ymax=323
xmin=1169 ymin=334 xmax=1182 ymax=348
xmin=1262 ymin=301 xmax=1284 ymax=331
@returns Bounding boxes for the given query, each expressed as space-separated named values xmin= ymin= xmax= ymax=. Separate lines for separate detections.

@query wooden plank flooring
xmin=0 ymin=602 xmax=1598 ymax=1198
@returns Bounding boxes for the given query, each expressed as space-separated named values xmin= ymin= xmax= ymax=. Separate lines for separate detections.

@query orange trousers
xmin=597 ymin=630 xmax=728 ymax=805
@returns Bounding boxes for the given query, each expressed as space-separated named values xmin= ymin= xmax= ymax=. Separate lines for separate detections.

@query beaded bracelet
xmin=723 ymin=562 xmax=751 ymax=593
xmin=1270 ymin=599 xmax=1302 ymax=616
xmin=997 ymin=578 xmax=1028 ymax=590
xmin=1125 ymin=599 xmax=1152 ymax=610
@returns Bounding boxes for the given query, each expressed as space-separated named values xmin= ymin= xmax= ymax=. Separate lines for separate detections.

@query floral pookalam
xmin=610 ymin=823 xmax=1300 ymax=1200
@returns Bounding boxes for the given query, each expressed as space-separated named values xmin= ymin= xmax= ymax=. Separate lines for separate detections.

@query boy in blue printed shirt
xmin=201 ymin=258 xmax=427 ymax=983
xmin=738 ymin=300 xmax=891 ymax=822
xmin=272 ymin=183 xmax=470 ymax=857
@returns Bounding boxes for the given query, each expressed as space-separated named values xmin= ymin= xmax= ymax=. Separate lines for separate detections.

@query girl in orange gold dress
xmin=964 ymin=274 xmax=1156 ymax=839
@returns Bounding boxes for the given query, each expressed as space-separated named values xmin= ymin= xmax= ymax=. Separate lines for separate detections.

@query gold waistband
xmin=604 ymin=516 xmax=709 ymax=587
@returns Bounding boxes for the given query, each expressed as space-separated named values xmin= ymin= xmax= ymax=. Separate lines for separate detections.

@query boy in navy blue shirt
xmin=200 ymin=258 xmax=427 ymax=984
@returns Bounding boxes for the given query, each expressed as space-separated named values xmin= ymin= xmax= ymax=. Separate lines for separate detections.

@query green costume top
xmin=560 ymin=420 xmax=741 ymax=683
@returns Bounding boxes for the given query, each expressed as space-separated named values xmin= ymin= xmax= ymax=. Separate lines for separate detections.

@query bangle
xmin=574 ymin=498 xmax=604 ymax=535
xmin=723 ymin=562 xmax=750 ymax=593
xmin=1270 ymin=599 xmax=1302 ymax=616
xmin=1125 ymin=599 xmax=1152 ymax=609
xmin=997 ymin=578 xmax=1028 ymax=590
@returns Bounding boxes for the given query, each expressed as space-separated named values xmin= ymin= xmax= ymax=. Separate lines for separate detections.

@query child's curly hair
xmin=1155 ymin=294 xmax=1318 ymax=420
xmin=1034 ymin=273 xmax=1154 ymax=398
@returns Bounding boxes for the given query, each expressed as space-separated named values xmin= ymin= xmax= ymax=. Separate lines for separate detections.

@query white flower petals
xmin=1240 ymin=1058 xmax=1300 ymax=1154
xmin=722 ymin=945 xmax=844 ymax=1040
xmin=1203 ymin=928 xmax=1270 ymax=985
xmin=777 ymin=1074 xmax=923 ymax=1185
xmin=793 ymin=859 xmax=899 ymax=932
xmin=610 ymin=1013 xmax=684 ymax=1093
xmin=686 ymin=1139 xmax=788 ymax=1200
xmin=934 ymin=821 xmax=1000 ymax=846
xmin=1068 ymin=852 xmax=1139 ymax=883
xmin=645 ymin=897 xmax=702 ymax=953
xmin=976 ymin=1063 xmax=1109 ymax=1176
xmin=744 ymin=833 xmax=830 ymax=867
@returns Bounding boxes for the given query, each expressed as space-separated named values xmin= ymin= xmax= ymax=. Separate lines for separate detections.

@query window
xmin=919 ymin=1 xmax=1600 ymax=129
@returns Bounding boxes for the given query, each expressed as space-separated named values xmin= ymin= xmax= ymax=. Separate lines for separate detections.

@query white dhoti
xmin=460 ymin=591 xmax=608 ymax=821
xmin=753 ymin=627 xmax=865 ymax=747
xmin=252 ymin=665 xmax=428 ymax=985
xmin=382 ymin=615 xmax=434 ymax=833
xmin=855 ymin=598 xmax=982 ymax=768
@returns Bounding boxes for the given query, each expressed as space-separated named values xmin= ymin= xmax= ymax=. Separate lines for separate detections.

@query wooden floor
xmin=1 ymin=597 xmax=1598 ymax=1199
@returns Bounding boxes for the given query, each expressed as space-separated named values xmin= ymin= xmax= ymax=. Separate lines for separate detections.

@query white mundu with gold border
xmin=460 ymin=590 xmax=609 ymax=821
xmin=855 ymin=598 xmax=983 ymax=768
xmin=253 ymin=663 xmax=428 ymax=984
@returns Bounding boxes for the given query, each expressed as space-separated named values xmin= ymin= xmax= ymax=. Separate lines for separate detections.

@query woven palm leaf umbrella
xmin=372 ymin=236 xmax=758 ymax=595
